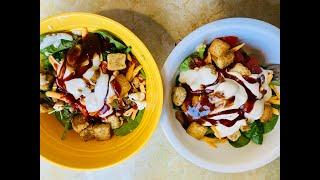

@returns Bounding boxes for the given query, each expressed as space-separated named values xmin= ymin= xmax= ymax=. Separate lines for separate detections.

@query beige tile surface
xmin=40 ymin=0 xmax=280 ymax=179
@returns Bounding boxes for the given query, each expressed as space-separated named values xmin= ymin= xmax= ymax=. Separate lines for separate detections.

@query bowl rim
xmin=160 ymin=17 xmax=280 ymax=173
xmin=40 ymin=12 xmax=163 ymax=171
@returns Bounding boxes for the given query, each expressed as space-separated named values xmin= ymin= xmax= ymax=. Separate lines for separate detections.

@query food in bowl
xmin=172 ymin=36 xmax=280 ymax=148
xmin=40 ymin=27 xmax=147 ymax=141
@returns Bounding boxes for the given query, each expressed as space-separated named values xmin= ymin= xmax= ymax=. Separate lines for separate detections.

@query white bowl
xmin=161 ymin=17 xmax=280 ymax=173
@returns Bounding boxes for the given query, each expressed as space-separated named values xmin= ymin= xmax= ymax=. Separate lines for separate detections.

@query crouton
xmin=113 ymin=74 xmax=132 ymax=97
xmin=72 ymin=115 xmax=89 ymax=133
xmin=105 ymin=115 xmax=121 ymax=129
xmin=229 ymin=63 xmax=252 ymax=76
xmin=213 ymin=51 xmax=234 ymax=69
xmin=79 ymin=125 xmax=95 ymax=141
xmin=172 ymin=86 xmax=187 ymax=106
xmin=107 ymin=53 xmax=126 ymax=71
xmin=208 ymin=39 xmax=230 ymax=57
xmin=186 ymin=122 xmax=208 ymax=139
xmin=227 ymin=130 xmax=241 ymax=141
xmin=92 ymin=123 xmax=111 ymax=141
xmin=260 ymin=103 xmax=273 ymax=122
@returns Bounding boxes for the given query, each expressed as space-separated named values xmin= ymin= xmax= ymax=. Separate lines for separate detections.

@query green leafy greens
xmin=179 ymin=57 xmax=192 ymax=71
xmin=53 ymin=107 xmax=77 ymax=140
xmin=40 ymin=39 xmax=74 ymax=56
xmin=263 ymin=114 xmax=279 ymax=134
xmin=229 ymin=134 xmax=250 ymax=148
xmin=243 ymin=121 xmax=264 ymax=145
xmin=114 ymin=109 xmax=145 ymax=136
xmin=95 ymin=30 xmax=127 ymax=50
xmin=196 ymin=43 xmax=206 ymax=59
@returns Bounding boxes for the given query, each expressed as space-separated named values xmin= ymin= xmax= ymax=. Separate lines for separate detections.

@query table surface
xmin=40 ymin=0 xmax=280 ymax=179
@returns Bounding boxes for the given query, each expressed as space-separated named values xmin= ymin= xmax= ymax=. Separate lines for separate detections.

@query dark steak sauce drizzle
xmin=55 ymin=33 xmax=116 ymax=119
xmin=179 ymin=67 xmax=266 ymax=128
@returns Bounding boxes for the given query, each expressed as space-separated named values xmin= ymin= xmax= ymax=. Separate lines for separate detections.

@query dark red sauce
xmin=111 ymin=79 xmax=122 ymax=97
xmin=179 ymin=68 xmax=265 ymax=128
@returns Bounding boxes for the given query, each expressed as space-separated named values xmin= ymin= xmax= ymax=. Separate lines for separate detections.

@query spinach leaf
xmin=95 ymin=30 xmax=126 ymax=50
xmin=179 ymin=57 xmax=192 ymax=71
xmin=125 ymin=46 xmax=132 ymax=53
xmin=263 ymin=114 xmax=279 ymax=134
xmin=204 ymin=128 xmax=216 ymax=138
xmin=54 ymin=107 xmax=77 ymax=140
xmin=140 ymin=69 xmax=146 ymax=79
xmin=61 ymin=119 xmax=72 ymax=140
xmin=102 ymin=52 xmax=108 ymax=60
xmin=40 ymin=53 xmax=52 ymax=70
xmin=52 ymin=51 xmax=65 ymax=62
xmin=243 ymin=121 xmax=264 ymax=145
xmin=114 ymin=109 xmax=145 ymax=136
xmin=54 ymin=108 xmax=74 ymax=130
xmin=271 ymin=80 xmax=280 ymax=86
xmin=40 ymin=34 xmax=46 ymax=42
xmin=175 ymin=74 xmax=180 ymax=85
xmin=229 ymin=134 xmax=250 ymax=148
xmin=41 ymin=39 xmax=74 ymax=56
xmin=196 ymin=43 xmax=206 ymax=59
xmin=272 ymin=104 xmax=280 ymax=110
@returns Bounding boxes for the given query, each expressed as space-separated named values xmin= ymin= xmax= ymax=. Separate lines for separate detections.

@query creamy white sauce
xmin=83 ymin=55 xmax=101 ymax=83
xmin=227 ymin=71 xmax=262 ymax=98
xmin=40 ymin=33 xmax=73 ymax=50
xmin=210 ymin=113 xmax=239 ymax=121
xmin=128 ymin=92 xmax=147 ymax=110
xmin=65 ymin=78 xmax=90 ymax=99
xmin=85 ymin=73 xmax=109 ymax=113
xmin=209 ymin=79 xmax=248 ymax=114
xmin=179 ymin=66 xmax=217 ymax=91
xmin=214 ymin=119 xmax=247 ymax=138
xmin=244 ymin=100 xmax=264 ymax=120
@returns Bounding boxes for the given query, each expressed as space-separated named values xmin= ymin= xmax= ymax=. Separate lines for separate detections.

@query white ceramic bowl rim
xmin=160 ymin=17 xmax=280 ymax=173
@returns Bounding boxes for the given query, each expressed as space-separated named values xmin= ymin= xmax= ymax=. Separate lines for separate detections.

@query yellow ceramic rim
xmin=40 ymin=12 xmax=163 ymax=170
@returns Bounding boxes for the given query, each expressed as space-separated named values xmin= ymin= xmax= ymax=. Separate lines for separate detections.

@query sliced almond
xmin=127 ymin=53 xmax=132 ymax=61
xmin=131 ymin=109 xmax=138 ymax=120
xmin=139 ymin=84 xmax=146 ymax=93
xmin=123 ymin=108 xmax=134 ymax=117
xmin=48 ymin=55 xmax=59 ymax=71
xmin=82 ymin=27 xmax=88 ymax=38
xmin=45 ymin=91 xmax=69 ymax=103
xmin=230 ymin=43 xmax=245 ymax=52
xmin=131 ymin=65 xmax=142 ymax=81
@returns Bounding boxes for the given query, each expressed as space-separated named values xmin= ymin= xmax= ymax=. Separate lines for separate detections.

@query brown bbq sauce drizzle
xmin=180 ymin=68 xmax=265 ymax=128
xmin=55 ymin=33 xmax=112 ymax=120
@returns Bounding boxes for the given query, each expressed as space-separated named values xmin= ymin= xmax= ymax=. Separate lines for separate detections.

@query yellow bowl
xmin=40 ymin=12 xmax=163 ymax=170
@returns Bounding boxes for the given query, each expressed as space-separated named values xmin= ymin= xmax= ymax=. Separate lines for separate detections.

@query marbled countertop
xmin=40 ymin=0 xmax=280 ymax=179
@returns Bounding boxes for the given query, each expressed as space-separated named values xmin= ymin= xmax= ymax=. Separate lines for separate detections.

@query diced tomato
xmin=221 ymin=36 xmax=239 ymax=47
xmin=100 ymin=61 xmax=109 ymax=74
xmin=234 ymin=51 xmax=245 ymax=63
xmin=246 ymin=56 xmax=262 ymax=73
xmin=194 ymin=58 xmax=206 ymax=67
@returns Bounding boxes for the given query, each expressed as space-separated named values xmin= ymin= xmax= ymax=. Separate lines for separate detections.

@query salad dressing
xmin=180 ymin=69 xmax=266 ymax=128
